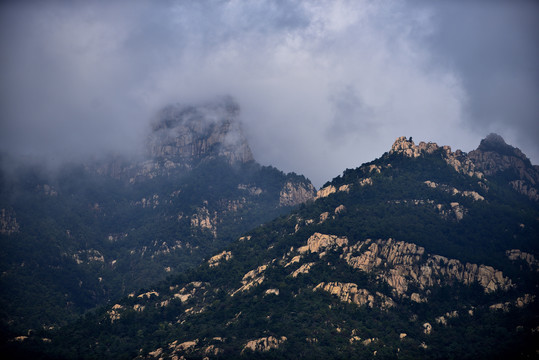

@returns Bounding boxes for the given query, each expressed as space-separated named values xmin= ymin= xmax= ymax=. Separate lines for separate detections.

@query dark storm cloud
xmin=417 ymin=0 xmax=539 ymax=166
xmin=0 ymin=1 xmax=537 ymax=186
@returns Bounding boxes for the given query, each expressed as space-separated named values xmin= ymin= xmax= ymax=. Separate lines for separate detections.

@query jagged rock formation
xmin=148 ymin=96 xmax=253 ymax=165
xmin=390 ymin=136 xmax=483 ymax=178
xmin=279 ymin=181 xmax=315 ymax=206
xmin=242 ymin=336 xmax=287 ymax=353
xmin=506 ymin=249 xmax=539 ymax=271
xmin=469 ymin=133 xmax=539 ymax=200
xmin=341 ymin=237 xmax=512 ymax=295
xmin=287 ymin=233 xmax=512 ymax=298
xmin=207 ymin=250 xmax=233 ymax=268
xmin=314 ymin=282 xmax=395 ymax=310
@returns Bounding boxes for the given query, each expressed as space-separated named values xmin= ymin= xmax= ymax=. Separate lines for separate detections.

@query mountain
xmin=468 ymin=133 xmax=539 ymax=201
xmin=0 ymin=97 xmax=315 ymax=338
xmin=21 ymin=135 xmax=537 ymax=359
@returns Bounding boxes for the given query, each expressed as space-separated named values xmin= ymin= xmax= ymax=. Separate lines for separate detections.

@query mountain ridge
xmin=21 ymin=133 xmax=538 ymax=360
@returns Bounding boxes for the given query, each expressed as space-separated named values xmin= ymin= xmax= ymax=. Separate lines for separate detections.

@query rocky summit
xmin=148 ymin=96 xmax=254 ymax=165
xmin=16 ymin=134 xmax=537 ymax=360
xmin=469 ymin=133 xmax=539 ymax=201
xmin=0 ymin=97 xmax=315 ymax=342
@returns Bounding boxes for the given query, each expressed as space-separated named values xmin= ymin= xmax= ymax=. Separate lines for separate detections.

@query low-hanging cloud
xmin=1 ymin=0 xmax=537 ymax=187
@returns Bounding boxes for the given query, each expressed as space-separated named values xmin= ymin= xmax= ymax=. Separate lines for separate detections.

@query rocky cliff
xmin=468 ymin=133 xmax=539 ymax=200
xmin=147 ymin=96 xmax=254 ymax=165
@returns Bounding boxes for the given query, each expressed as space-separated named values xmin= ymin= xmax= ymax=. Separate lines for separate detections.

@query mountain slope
xmin=0 ymin=97 xmax=315 ymax=337
xmin=31 ymin=135 xmax=538 ymax=359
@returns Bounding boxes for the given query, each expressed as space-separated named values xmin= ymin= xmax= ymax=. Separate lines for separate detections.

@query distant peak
xmin=147 ymin=96 xmax=253 ymax=164
xmin=478 ymin=133 xmax=509 ymax=151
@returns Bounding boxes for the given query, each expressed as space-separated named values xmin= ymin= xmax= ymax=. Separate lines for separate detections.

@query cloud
xmin=0 ymin=1 xmax=537 ymax=187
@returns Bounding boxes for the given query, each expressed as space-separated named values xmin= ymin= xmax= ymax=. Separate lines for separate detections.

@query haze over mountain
xmin=0 ymin=97 xmax=315 ymax=339
xmin=4 ymin=133 xmax=536 ymax=359
xmin=1 ymin=1 xmax=538 ymax=187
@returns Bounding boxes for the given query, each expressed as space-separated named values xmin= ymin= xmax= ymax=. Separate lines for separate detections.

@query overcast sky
xmin=1 ymin=0 xmax=538 ymax=187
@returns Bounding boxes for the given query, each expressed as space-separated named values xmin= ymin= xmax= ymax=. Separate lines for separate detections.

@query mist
xmin=1 ymin=1 xmax=537 ymax=187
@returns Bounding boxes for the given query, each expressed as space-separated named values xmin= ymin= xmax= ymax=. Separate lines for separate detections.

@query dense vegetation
xmin=7 ymin=148 xmax=536 ymax=359
xmin=0 ymin=156 xmax=311 ymax=338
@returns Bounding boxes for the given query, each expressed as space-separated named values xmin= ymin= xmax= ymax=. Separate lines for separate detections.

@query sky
xmin=1 ymin=0 xmax=538 ymax=187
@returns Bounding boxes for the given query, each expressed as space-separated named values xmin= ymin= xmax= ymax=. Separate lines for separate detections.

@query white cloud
xmin=1 ymin=1 xmax=536 ymax=186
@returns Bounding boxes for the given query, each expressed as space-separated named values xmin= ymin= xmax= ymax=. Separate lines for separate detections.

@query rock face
xmin=468 ymin=133 xmax=539 ymax=200
xmin=289 ymin=233 xmax=512 ymax=298
xmin=342 ymin=238 xmax=512 ymax=295
xmin=506 ymin=249 xmax=539 ymax=271
xmin=298 ymin=232 xmax=348 ymax=254
xmin=147 ymin=96 xmax=253 ymax=165
xmin=315 ymin=282 xmax=395 ymax=310
xmin=242 ymin=336 xmax=287 ymax=353
xmin=279 ymin=181 xmax=316 ymax=206
xmin=390 ymin=136 xmax=483 ymax=178
xmin=207 ymin=251 xmax=233 ymax=268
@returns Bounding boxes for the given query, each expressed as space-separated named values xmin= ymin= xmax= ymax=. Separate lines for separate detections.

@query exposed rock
xmin=264 ymin=288 xmax=280 ymax=296
xmin=359 ymin=177 xmax=373 ymax=186
xmin=410 ymin=292 xmax=427 ymax=303
xmin=424 ymin=181 xmax=484 ymax=201
xmin=290 ymin=262 xmax=315 ymax=278
xmin=208 ymin=251 xmax=233 ymax=268
xmin=450 ymin=202 xmax=465 ymax=221
xmin=231 ymin=265 xmax=268 ymax=295
xmin=506 ymin=249 xmax=538 ymax=271
xmin=319 ymin=212 xmax=330 ymax=223
xmin=423 ymin=322 xmax=432 ymax=335
xmin=108 ymin=304 xmax=124 ymax=323
xmin=202 ymin=344 xmax=223 ymax=356
xmin=173 ymin=282 xmax=209 ymax=303
xmin=133 ymin=194 xmax=160 ymax=208
xmin=242 ymin=336 xmax=287 ymax=353
xmin=435 ymin=202 xmax=467 ymax=221
xmin=298 ymin=232 xmax=348 ymax=254
xmin=515 ymin=294 xmax=535 ymax=308
xmin=1 ymin=209 xmax=20 ymax=235
xmin=510 ymin=180 xmax=539 ymax=201
xmin=469 ymin=133 xmax=539 ymax=200
xmin=279 ymin=181 xmax=315 ymax=207
xmin=138 ymin=290 xmax=159 ymax=299
xmin=362 ymin=338 xmax=377 ymax=346
xmin=342 ymin=238 xmax=512 ymax=296
xmin=170 ymin=339 xmax=199 ymax=353
xmin=72 ymin=249 xmax=105 ymax=265
xmin=148 ymin=348 xmax=163 ymax=358
xmin=339 ymin=184 xmax=351 ymax=193
xmin=148 ymin=96 xmax=253 ymax=165
xmin=315 ymin=185 xmax=337 ymax=200
xmin=315 ymin=282 xmax=395 ymax=310
xmin=390 ymin=136 xmax=483 ymax=178
xmin=349 ymin=335 xmax=362 ymax=344
xmin=335 ymin=205 xmax=346 ymax=214
xmin=238 ymin=184 xmax=263 ymax=196
xmin=284 ymin=255 xmax=301 ymax=268
xmin=190 ymin=207 xmax=217 ymax=237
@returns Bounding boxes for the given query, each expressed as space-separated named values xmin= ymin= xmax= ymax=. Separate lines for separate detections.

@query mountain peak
xmin=469 ymin=134 xmax=539 ymax=201
xmin=147 ymin=96 xmax=253 ymax=164
xmin=477 ymin=133 xmax=516 ymax=155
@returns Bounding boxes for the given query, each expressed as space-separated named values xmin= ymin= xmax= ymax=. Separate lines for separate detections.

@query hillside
xmin=0 ymin=97 xmax=315 ymax=338
xmin=18 ymin=135 xmax=538 ymax=359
